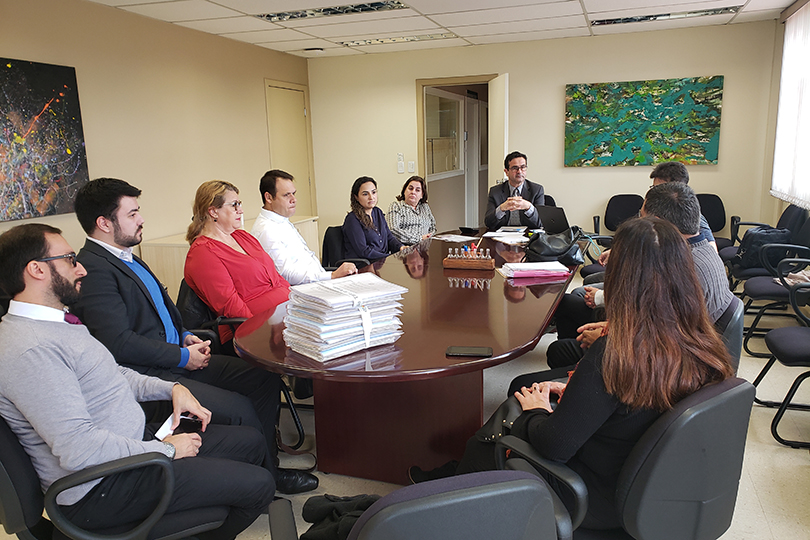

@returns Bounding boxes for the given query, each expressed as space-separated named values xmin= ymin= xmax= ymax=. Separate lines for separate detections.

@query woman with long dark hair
xmin=411 ymin=217 xmax=734 ymax=529
xmin=343 ymin=176 xmax=404 ymax=260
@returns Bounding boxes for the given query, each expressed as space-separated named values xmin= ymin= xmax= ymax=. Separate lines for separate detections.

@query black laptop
xmin=536 ymin=206 xmax=570 ymax=235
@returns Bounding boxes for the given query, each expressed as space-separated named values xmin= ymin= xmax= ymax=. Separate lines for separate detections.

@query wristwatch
xmin=163 ymin=441 xmax=176 ymax=459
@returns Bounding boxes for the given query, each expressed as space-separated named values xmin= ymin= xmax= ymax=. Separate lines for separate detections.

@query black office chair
xmin=0 ymin=416 xmax=227 ymax=540
xmin=720 ymin=203 xmax=808 ymax=260
xmin=718 ymin=295 xmax=744 ymax=373
xmin=739 ymin=253 xmax=810 ymax=357
xmin=497 ymin=377 xmax=755 ymax=540
xmin=581 ymin=194 xmax=643 ymax=278
xmin=724 ymin=215 xmax=810 ymax=293
xmin=267 ymin=470 xmax=559 ymax=540
xmin=697 ymin=193 xmax=733 ymax=250
xmin=175 ymin=280 xmax=305 ymax=451
xmin=751 ymin=282 xmax=810 ymax=449
xmin=321 ymin=226 xmax=370 ymax=269
xmin=544 ymin=194 xmax=557 ymax=207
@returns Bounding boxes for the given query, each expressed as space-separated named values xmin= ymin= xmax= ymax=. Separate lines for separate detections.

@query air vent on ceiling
xmin=255 ymin=1 xmax=408 ymax=23
xmin=591 ymin=6 xmax=741 ymax=26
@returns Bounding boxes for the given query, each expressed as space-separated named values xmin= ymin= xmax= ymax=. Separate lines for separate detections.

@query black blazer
xmin=484 ymin=179 xmax=545 ymax=230
xmin=74 ymin=240 xmax=187 ymax=374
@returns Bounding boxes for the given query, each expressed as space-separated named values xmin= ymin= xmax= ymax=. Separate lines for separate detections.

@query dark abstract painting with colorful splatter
xmin=564 ymin=76 xmax=723 ymax=167
xmin=1 ymin=58 xmax=89 ymax=222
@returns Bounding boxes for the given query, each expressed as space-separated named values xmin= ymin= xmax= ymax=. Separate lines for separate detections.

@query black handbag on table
xmin=524 ymin=226 xmax=584 ymax=266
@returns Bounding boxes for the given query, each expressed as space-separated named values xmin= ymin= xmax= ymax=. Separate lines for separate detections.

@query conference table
xmin=234 ymin=232 xmax=574 ymax=485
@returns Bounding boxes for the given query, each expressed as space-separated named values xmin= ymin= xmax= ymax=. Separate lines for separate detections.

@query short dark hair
xmin=396 ymin=175 xmax=428 ymax=204
xmin=504 ymin=151 xmax=528 ymax=170
xmin=0 ymin=223 xmax=62 ymax=297
xmin=643 ymin=182 xmax=700 ymax=235
xmin=74 ymin=178 xmax=142 ymax=234
xmin=259 ymin=169 xmax=294 ymax=202
xmin=650 ymin=161 xmax=689 ymax=184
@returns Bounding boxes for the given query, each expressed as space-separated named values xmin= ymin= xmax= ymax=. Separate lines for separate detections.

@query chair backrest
xmin=347 ymin=470 xmax=558 ymax=540
xmin=776 ymin=204 xmax=809 ymax=242
xmin=718 ymin=296 xmax=744 ymax=373
xmin=544 ymin=194 xmax=557 ymax=207
xmin=696 ymin=194 xmax=726 ymax=233
xmin=322 ymin=226 xmax=346 ymax=268
xmin=604 ymin=195 xmax=644 ymax=232
xmin=176 ymin=279 xmax=216 ymax=330
xmin=790 ymin=218 xmax=810 ymax=249
xmin=0 ymin=416 xmax=47 ymax=537
xmin=615 ymin=377 xmax=754 ymax=540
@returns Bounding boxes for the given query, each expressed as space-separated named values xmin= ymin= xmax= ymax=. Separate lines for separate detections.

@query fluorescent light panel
xmin=255 ymin=0 xmax=408 ymax=23
xmin=591 ymin=6 xmax=741 ymax=26
xmin=340 ymin=32 xmax=457 ymax=46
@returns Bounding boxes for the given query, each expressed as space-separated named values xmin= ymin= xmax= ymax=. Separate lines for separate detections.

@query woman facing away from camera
xmin=410 ymin=217 xmax=734 ymax=530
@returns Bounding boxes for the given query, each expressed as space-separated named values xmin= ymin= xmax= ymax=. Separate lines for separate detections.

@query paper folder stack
xmin=283 ymin=273 xmax=408 ymax=362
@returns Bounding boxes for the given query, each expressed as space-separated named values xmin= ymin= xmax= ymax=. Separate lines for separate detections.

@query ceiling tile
xmin=255 ymin=38 xmax=342 ymax=51
xmin=120 ymin=0 xmax=242 ymax=22
xmin=219 ymin=27 xmax=307 ymax=43
xmin=176 ymin=16 xmax=277 ymax=33
xmin=584 ymin=0 xmax=728 ymax=12
xmin=405 ymin=0 xmax=559 ymax=16
xmin=430 ymin=1 xmax=583 ymax=27
xmin=587 ymin=0 xmax=740 ymax=19
xmin=466 ymin=26 xmax=591 ymax=43
xmin=732 ymin=8 xmax=783 ymax=22
xmin=449 ymin=15 xmax=587 ymax=37
xmin=286 ymin=47 xmax=365 ymax=57
xmin=742 ymin=0 xmax=794 ymax=9
xmin=591 ymin=12 xmax=734 ymax=34
xmin=84 ymin=0 xmax=167 ymax=6
xmin=301 ymin=15 xmax=440 ymax=38
xmin=209 ymin=0 xmax=345 ymax=14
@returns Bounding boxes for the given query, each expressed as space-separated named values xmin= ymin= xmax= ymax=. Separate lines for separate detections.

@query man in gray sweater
xmin=0 ymin=224 xmax=275 ymax=538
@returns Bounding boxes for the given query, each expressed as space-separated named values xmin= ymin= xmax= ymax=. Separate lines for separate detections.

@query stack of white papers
xmin=284 ymin=273 xmax=408 ymax=362
xmin=497 ymin=261 xmax=571 ymax=278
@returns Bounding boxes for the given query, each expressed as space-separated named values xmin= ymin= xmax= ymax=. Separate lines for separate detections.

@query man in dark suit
xmin=71 ymin=177 xmax=317 ymax=494
xmin=484 ymin=151 xmax=545 ymax=230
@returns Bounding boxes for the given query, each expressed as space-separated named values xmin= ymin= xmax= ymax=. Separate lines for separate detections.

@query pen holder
xmin=442 ymin=257 xmax=495 ymax=270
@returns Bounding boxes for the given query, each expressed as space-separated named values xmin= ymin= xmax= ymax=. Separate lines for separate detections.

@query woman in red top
xmin=184 ymin=180 xmax=290 ymax=342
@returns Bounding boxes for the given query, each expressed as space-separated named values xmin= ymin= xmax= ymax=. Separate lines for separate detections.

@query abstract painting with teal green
xmin=564 ymin=76 xmax=723 ymax=167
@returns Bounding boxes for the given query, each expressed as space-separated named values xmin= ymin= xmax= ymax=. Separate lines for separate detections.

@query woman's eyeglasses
xmin=226 ymin=200 xmax=242 ymax=209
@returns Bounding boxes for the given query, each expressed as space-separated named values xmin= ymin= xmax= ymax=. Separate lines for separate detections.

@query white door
xmin=265 ymin=84 xmax=314 ymax=216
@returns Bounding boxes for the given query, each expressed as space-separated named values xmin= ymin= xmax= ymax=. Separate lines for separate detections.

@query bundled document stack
xmin=496 ymin=261 xmax=571 ymax=283
xmin=283 ymin=273 xmax=408 ymax=362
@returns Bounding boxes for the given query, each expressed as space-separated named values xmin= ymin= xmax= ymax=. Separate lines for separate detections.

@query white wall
xmin=0 ymin=0 xmax=308 ymax=250
xmin=308 ymin=21 xmax=784 ymax=237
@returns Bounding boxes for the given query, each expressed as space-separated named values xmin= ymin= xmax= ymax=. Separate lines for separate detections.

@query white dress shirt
xmin=251 ymin=208 xmax=331 ymax=286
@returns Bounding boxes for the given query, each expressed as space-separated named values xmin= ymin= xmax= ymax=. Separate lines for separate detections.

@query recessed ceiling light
xmin=255 ymin=1 xmax=408 ymax=23
xmin=340 ymin=32 xmax=457 ymax=46
xmin=591 ymin=6 xmax=741 ymax=26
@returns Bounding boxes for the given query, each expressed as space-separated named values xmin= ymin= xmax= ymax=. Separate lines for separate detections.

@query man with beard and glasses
xmin=0 ymin=224 xmax=276 ymax=537
xmin=71 ymin=178 xmax=317 ymax=495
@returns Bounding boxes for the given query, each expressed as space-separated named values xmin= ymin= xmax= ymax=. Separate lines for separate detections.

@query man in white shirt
xmin=252 ymin=169 xmax=357 ymax=285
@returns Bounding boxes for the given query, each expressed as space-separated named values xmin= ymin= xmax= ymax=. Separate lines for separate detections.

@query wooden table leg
xmin=313 ymin=371 xmax=483 ymax=485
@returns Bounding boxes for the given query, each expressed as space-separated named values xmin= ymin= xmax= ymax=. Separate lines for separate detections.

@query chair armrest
xmin=776 ymin=258 xmax=810 ymax=290
xmin=44 ymin=452 xmax=173 ymax=540
xmin=268 ymin=498 xmax=298 ymax=540
xmin=760 ymin=244 xmax=810 ymax=276
xmin=505 ymin=457 xmax=574 ymax=540
xmin=495 ymin=435 xmax=588 ymax=530
xmin=731 ymin=219 xmax=769 ymax=244
xmin=789 ymin=282 xmax=810 ymax=326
